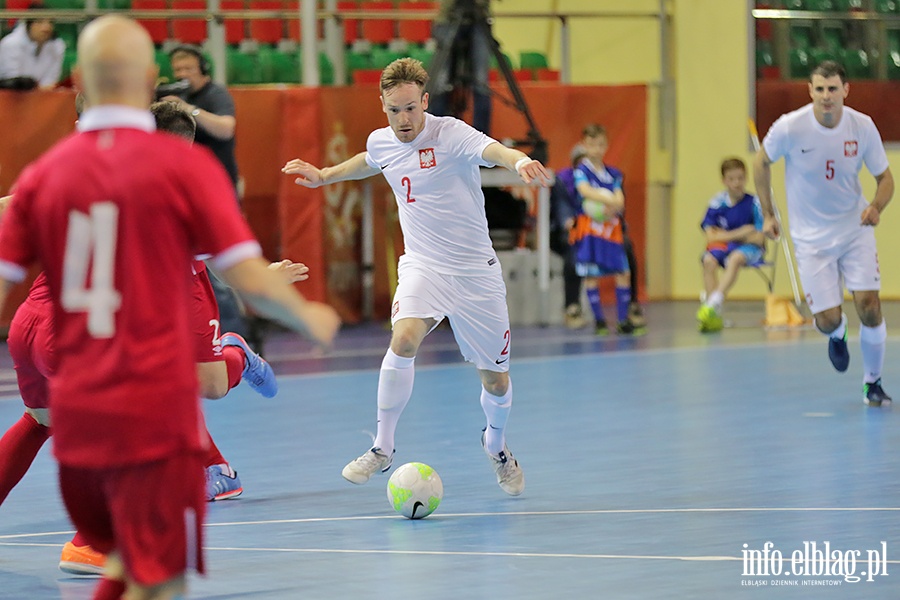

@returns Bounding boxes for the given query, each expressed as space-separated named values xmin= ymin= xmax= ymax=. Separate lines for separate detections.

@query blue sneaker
xmin=221 ymin=332 xmax=278 ymax=398
xmin=206 ymin=465 xmax=243 ymax=501
xmin=827 ymin=329 xmax=850 ymax=372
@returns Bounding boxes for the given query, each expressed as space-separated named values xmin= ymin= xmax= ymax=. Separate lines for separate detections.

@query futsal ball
xmin=387 ymin=462 xmax=443 ymax=519
xmin=582 ymin=187 xmax=615 ymax=222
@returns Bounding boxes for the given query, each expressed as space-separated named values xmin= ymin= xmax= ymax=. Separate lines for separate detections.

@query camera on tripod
xmin=155 ymin=79 xmax=191 ymax=101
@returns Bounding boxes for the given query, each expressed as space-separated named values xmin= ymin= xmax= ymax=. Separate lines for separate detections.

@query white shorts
xmin=794 ymin=228 xmax=881 ymax=313
xmin=391 ymin=255 xmax=511 ymax=372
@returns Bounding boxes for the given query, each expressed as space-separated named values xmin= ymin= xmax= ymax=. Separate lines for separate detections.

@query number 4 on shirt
xmin=62 ymin=202 xmax=122 ymax=338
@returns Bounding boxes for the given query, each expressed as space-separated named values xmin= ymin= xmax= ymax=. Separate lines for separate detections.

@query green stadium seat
xmin=783 ymin=0 xmax=805 ymax=8
xmin=889 ymin=30 xmax=900 ymax=51
xmin=405 ymin=45 xmax=433 ymax=68
xmin=804 ymin=0 xmax=835 ymax=9
xmin=874 ymin=0 xmax=898 ymax=12
xmin=227 ymin=47 xmax=262 ymax=84
xmin=809 ymin=46 xmax=838 ymax=68
xmin=789 ymin=47 xmax=810 ymax=78
xmin=840 ymin=48 xmax=870 ymax=78
xmin=888 ymin=49 xmax=900 ymax=80
xmin=97 ymin=0 xmax=131 ymax=8
xmin=790 ymin=26 xmax=812 ymax=49
xmin=833 ymin=0 xmax=863 ymax=10
xmin=489 ymin=52 xmax=515 ymax=70
xmin=155 ymin=48 xmax=174 ymax=81
xmin=55 ymin=23 xmax=79 ymax=50
xmin=821 ymin=27 xmax=842 ymax=51
xmin=370 ymin=47 xmax=402 ymax=69
xmin=519 ymin=51 xmax=548 ymax=70
xmin=259 ymin=46 xmax=301 ymax=84
xmin=346 ymin=49 xmax=370 ymax=80
xmin=60 ymin=48 xmax=77 ymax=81
xmin=44 ymin=0 xmax=85 ymax=8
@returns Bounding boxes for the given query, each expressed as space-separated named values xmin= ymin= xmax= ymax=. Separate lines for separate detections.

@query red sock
xmin=71 ymin=531 xmax=89 ymax=547
xmin=203 ymin=428 xmax=227 ymax=468
xmin=0 ymin=412 xmax=50 ymax=505
xmin=223 ymin=345 xmax=245 ymax=390
xmin=92 ymin=577 xmax=126 ymax=600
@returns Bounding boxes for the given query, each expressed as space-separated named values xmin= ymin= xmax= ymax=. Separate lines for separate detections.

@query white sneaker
xmin=482 ymin=433 xmax=525 ymax=496
xmin=341 ymin=447 xmax=394 ymax=484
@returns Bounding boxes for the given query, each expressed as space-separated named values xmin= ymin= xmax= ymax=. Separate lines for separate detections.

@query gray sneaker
xmin=341 ymin=447 xmax=394 ymax=484
xmin=481 ymin=432 xmax=525 ymax=496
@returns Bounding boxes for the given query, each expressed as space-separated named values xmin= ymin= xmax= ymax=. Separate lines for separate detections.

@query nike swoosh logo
xmin=381 ymin=163 xmax=390 ymax=169
xmin=495 ymin=357 xmax=509 ymax=365
xmin=801 ymin=148 xmax=814 ymax=153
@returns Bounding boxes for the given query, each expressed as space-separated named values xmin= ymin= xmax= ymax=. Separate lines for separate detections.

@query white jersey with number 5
xmin=365 ymin=113 xmax=499 ymax=276
xmin=762 ymin=104 xmax=889 ymax=250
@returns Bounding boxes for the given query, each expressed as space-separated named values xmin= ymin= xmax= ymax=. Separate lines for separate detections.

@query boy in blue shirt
xmin=697 ymin=157 xmax=766 ymax=332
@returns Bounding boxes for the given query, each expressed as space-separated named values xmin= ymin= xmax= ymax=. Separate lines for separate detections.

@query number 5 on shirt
xmin=62 ymin=202 xmax=122 ymax=338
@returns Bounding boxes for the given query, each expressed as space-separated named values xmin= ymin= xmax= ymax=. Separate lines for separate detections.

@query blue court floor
xmin=1 ymin=301 xmax=899 ymax=599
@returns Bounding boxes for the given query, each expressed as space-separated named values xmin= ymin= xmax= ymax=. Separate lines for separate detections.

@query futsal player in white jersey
xmin=283 ymin=58 xmax=549 ymax=495
xmin=754 ymin=61 xmax=895 ymax=406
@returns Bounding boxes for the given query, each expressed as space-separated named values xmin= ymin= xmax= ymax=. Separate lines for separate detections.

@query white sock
xmin=706 ymin=290 xmax=724 ymax=312
xmin=860 ymin=320 xmax=886 ymax=384
xmin=480 ymin=381 xmax=512 ymax=457
xmin=817 ymin=313 xmax=847 ymax=339
xmin=373 ymin=349 xmax=415 ymax=456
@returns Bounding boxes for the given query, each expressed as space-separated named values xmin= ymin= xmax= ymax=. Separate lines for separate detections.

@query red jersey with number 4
xmin=0 ymin=115 xmax=260 ymax=468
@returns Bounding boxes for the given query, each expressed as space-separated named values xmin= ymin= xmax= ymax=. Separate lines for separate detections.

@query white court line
xmin=3 ymin=540 xmax=899 ymax=567
xmin=4 ymin=506 xmax=900 ymax=540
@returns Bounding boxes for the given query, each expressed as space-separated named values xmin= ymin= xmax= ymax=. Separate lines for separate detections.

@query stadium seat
xmin=6 ymin=0 xmax=29 ymax=29
xmin=519 ymin=51 xmax=548 ymax=71
xmin=60 ymin=48 xmax=77 ymax=82
xmin=258 ymin=45 xmax=298 ymax=83
xmin=43 ymin=0 xmax=85 ymax=8
xmin=97 ymin=0 xmax=131 ymax=8
xmin=804 ymin=0 xmax=836 ymax=9
xmin=360 ymin=1 xmax=394 ymax=45
xmin=840 ymin=48 xmax=870 ymax=78
xmin=133 ymin=0 xmax=170 ymax=45
xmin=55 ymin=22 xmax=79 ymax=49
xmin=405 ymin=44 xmax=433 ymax=67
xmin=789 ymin=26 xmax=812 ymax=49
xmin=397 ymin=1 xmax=433 ymax=45
xmin=821 ymin=27 xmax=842 ymax=51
xmin=888 ymin=48 xmax=900 ymax=80
xmin=874 ymin=0 xmax=898 ymax=12
xmin=172 ymin=0 xmax=207 ymax=44
xmin=222 ymin=0 xmax=246 ymax=45
xmin=535 ymin=68 xmax=560 ymax=82
xmin=369 ymin=46 xmax=402 ymax=69
xmin=227 ymin=47 xmax=262 ymax=84
xmin=337 ymin=1 xmax=360 ymax=46
xmin=346 ymin=48 xmax=370 ymax=79
xmin=155 ymin=48 xmax=174 ymax=80
xmin=248 ymin=0 xmax=283 ymax=45
xmin=833 ymin=0 xmax=863 ymax=10
xmin=789 ymin=47 xmax=810 ymax=78
xmin=489 ymin=52 xmax=515 ymax=70
xmin=352 ymin=68 xmax=381 ymax=85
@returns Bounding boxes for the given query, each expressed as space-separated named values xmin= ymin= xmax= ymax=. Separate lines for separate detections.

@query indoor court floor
xmin=1 ymin=300 xmax=899 ymax=599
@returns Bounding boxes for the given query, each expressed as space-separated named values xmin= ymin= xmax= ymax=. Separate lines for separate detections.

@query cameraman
xmin=159 ymin=45 xmax=239 ymax=190
xmin=428 ymin=0 xmax=494 ymax=135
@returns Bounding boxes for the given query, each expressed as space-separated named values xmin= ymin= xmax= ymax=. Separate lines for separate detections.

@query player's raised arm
xmin=482 ymin=142 xmax=550 ymax=186
xmin=282 ymin=152 xmax=380 ymax=188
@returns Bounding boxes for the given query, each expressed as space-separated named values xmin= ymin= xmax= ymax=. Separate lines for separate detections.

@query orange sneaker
xmin=59 ymin=541 xmax=106 ymax=575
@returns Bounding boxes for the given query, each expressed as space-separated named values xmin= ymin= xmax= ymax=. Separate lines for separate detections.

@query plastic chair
xmin=352 ymin=68 xmax=382 ymax=85
xmin=172 ymin=0 xmax=207 ymax=44
xmin=132 ymin=0 xmax=169 ymax=45
xmin=337 ymin=0 xmax=360 ymax=45
xmin=369 ymin=46 xmax=401 ymax=69
xmin=397 ymin=1 xmax=432 ymax=44
xmin=6 ymin=0 xmax=30 ymax=29
xmin=155 ymin=48 xmax=174 ymax=80
xmin=227 ymin=47 xmax=262 ymax=84
xmin=535 ymin=68 xmax=560 ymax=82
xmin=248 ymin=0 xmax=283 ymax=45
xmin=44 ymin=0 xmax=85 ymax=8
xmin=222 ymin=0 xmax=246 ymax=45
xmin=405 ymin=45 xmax=433 ymax=67
xmin=840 ymin=48 xmax=870 ymax=78
xmin=874 ymin=0 xmax=898 ymax=13
xmin=360 ymin=1 xmax=394 ymax=45
xmin=519 ymin=51 xmax=548 ymax=70
xmin=789 ymin=47 xmax=810 ymax=78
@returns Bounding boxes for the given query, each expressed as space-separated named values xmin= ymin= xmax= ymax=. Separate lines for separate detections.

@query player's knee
xmin=389 ymin=327 xmax=424 ymax=357
xmin=198 ymin=376 xmax=229 ymax=400
xmin=25 ymin=407 xmax=50 ymax=427
xmin=725 ymin=253 xmax=747 ymax=268
xmin=701 ymin=253 xmax=718 ymax=271
xmin=481 ymin=371 xmax=510 ymax=396
xmin=813 ymin=309 xmax=843 ymax=334
xmin=857 ymin=297 xmax=882 ymax=327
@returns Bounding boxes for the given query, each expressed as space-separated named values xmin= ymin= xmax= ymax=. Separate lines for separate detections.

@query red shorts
xmin=191 ymin=268 xmax=223 ymax=363
xmin=58 ymin=453 xmax=206 ymax=586
xmin=7 ymin=299 xmax=56 ymax=410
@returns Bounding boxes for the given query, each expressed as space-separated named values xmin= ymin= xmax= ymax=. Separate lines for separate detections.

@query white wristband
xmin=514 ymin=156 xmax=531 ymax=174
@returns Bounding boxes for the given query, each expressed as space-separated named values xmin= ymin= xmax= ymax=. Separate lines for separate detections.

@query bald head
xmin=74 ymin=16 xmax=157 ymax=109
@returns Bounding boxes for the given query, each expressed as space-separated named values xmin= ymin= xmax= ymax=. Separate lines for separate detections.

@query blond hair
xmin=380 ymin=57 xmax=429 ymax=94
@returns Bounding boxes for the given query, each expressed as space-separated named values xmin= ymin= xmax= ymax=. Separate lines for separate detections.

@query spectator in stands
xmin=428 ymin=0 xmax=494 ymax=135
xmin=161 ymin=45 xmax=254 ymax=346
xmin=0 ymin=2 xmax=65 ymax=89
xmin=697 ymin=157 xmax=766 ymax=333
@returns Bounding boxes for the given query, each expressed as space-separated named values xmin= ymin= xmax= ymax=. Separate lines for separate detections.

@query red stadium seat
xmin=397 ymin=1 xmax=433 ymax=44
xmin=360 ymin=1 xmax=394 ymax=45
xmin=352 ymin=68 xmax=382 ymax=85
xmin=249 ymin=0 xmax=283 ymax=45
xmin=171 ymin=0 xmax=207 ymax=44
xmin=222 ymin=0 xmax=246 ymax=45
xmin=337 ymin=1 xmax=360 ymax=45
xmin=285 ymin=0 xmax=324 ymax=43
xmin=132 ymin=0 xmax=169 ymax=45
xmin=6 ymin=0 xmax=30 ymax=29
xmin=535 ymin=68 xmax=560 ymax=82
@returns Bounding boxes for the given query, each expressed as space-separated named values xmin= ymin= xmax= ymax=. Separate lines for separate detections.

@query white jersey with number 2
xmin=762 ymin=104 xmax=890 ymax=250
xmin=365 ymin=113 xmax=499 ymax=276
